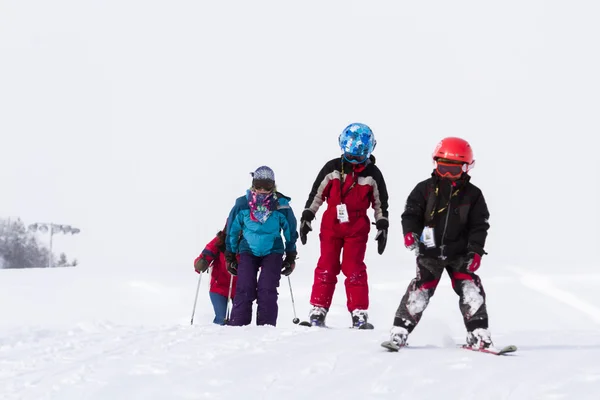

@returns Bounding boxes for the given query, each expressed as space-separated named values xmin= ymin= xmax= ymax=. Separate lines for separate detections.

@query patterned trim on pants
xmin=394 ymin=256 xmax=488 ymax=333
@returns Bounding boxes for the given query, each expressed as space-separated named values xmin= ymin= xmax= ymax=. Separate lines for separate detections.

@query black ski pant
xmin=393 ymin=256 xmax=488 ymax=333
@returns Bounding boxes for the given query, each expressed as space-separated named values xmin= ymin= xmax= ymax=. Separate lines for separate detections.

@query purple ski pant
xmin=228 ymin=252 xmax=282 ymax=327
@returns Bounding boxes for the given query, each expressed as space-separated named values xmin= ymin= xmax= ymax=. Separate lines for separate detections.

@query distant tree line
xmin=0 ymin=218 xmax=77 ymax=269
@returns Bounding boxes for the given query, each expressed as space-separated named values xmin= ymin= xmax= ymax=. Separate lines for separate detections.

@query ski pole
xmin=190 ymin=259 xmax=213 ymax=325
xmin=190 ymin=273 xmax=202 ymax=325
xmin=287 ymin=276 xmax=300 ymax=324
xmin=223 ymin=274 xmax=234 ymax=325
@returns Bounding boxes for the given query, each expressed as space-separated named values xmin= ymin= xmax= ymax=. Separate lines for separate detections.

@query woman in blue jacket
xmin=224 ymin=166 xmax=298 ymax=326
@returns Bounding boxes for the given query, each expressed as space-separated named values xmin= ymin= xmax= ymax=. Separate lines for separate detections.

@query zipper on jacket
xmin=340 ymin=170 xmax=356 ymax=201
xmin=439 ymin=184 xmax=454 ymax=260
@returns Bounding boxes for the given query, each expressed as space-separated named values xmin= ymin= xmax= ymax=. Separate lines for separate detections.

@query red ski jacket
xmin=194 ymin=233 xmax=237 ymax=299
xmin=304 ymin=156 xmax=389 ymax=229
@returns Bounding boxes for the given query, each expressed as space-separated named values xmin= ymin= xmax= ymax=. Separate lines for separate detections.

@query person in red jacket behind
xmin=194 ymin=224 xmax=238 ymax=325
xmin=300 ymin=123 xmax=389 ymax=329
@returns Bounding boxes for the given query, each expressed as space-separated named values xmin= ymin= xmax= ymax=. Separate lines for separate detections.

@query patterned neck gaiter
xmin=247 ymin=190 xmax=276 ymax=223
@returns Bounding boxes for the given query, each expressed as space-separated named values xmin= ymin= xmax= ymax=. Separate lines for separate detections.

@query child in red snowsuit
xmin=194 ymin=227 xmax=238 ymax=325
xmin=299 ymin=123 xmax=389 ymax=328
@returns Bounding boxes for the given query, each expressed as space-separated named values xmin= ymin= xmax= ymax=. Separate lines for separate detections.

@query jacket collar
xmin=341 ymin=155 xmax=375 ymax=174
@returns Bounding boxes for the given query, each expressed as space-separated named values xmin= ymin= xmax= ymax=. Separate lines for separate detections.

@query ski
xmin=298 ymin=321 xmax=374 ymax=329
xmin=382 ymin=342 xmax=517 ymax=354
xmin=460 ymin=344 xmax=517 ymax=355
xmin=381 ymin=340 xmax=406 ymax=352
xmin=298 ymin=321 xmax=328 ymax=328
xmin=354 ymin=322 xmax=375 ymax=330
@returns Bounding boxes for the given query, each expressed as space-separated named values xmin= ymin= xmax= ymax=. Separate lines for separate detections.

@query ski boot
xmin=299 ymin=306 xmax=328 ymax=327
xmin=351 ymin=309 xmax=374 ymax=330
xmin=381 ymin=326 xmax=409 ymax=351
xmin=466 ymin=328 xmax=494 ymax=350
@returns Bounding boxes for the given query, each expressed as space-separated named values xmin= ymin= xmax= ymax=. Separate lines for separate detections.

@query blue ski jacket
xmin=226 ymin=191 xmax=298 ymax=257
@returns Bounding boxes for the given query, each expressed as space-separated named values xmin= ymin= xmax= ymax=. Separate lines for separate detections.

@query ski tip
xmin=499 ymin=345 xmax=518 ymax=354
xmin=381 ymin=341 xmax=403 ymax=352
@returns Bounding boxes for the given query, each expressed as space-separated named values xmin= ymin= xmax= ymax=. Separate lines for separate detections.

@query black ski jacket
xmin=401 ymin=172 xmax=490 ymax=260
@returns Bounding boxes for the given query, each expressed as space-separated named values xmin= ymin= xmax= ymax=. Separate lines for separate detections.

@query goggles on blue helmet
xmin=344 ymin=153 xmax=368 ymax=164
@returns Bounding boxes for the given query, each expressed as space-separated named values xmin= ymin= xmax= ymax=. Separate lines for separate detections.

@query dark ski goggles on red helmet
xmin=435 ymin=159 xmax=465 ymax=178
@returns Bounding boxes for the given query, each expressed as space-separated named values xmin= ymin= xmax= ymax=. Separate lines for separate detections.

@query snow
xmin=1 ymin=0 xmax=600 ymax=399
xmin=1 ymin=266 xmax=600 ymax=399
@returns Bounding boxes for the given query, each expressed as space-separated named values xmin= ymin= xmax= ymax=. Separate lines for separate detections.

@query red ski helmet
xmin=432 ymin=137 xmax=475 ymax=173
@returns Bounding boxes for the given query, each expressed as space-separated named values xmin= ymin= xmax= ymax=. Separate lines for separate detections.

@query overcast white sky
xmin=0 ymin=0 xmax=598 ymax=274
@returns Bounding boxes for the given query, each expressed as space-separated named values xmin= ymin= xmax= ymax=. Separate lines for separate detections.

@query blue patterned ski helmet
xmin=338 ymin=123 xmax=376 ymax=164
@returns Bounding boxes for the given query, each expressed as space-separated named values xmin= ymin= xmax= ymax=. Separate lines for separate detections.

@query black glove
xmin=281 ymin=251 xmax=297 ymax=276
xmin=194 ymin=257 xmax=210 ymax=273
xmin=225 ymin=251 xmax=238 ymax=276
xmin=300 ymin=210 xmax=315 ymax=245
xmin=374 ymin=219 xmax=388 ymax=255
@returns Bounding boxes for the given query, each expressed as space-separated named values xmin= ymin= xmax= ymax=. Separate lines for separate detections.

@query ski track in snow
xmin=510 ymin=267 xmax=600 ymax=324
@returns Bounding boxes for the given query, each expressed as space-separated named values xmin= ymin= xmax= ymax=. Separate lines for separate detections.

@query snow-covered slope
xmin=1 ymin=267 xmax=600 ymax=399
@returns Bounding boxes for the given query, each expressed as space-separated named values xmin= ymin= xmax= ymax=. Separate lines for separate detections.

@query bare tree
xmin=0 ymin=218 xmax=76 ymax=269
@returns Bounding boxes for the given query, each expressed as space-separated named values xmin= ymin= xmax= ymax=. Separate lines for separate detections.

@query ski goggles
xmin=344 ymin=153 xmax=368 ymax=164
xmin=435 ymin=160 xmax=465 ymax=178
xmin=252 ymin=179 xmax=275 ymax=192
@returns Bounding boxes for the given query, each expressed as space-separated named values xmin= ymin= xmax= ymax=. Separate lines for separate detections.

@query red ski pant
xmin=310 ymin=219 xmax=369 ymax=312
